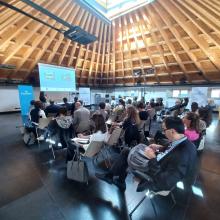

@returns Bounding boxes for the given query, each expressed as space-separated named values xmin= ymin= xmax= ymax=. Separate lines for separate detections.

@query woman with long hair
xmin=183 ymin=112 xmax=200 ymax=142
xmin=78 ymin=113 xmax=107 ymax=142
xmin=122 ymin=105 xmax=140 ymax=146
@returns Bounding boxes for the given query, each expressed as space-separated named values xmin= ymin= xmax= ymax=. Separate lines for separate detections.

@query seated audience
xmin=137 ymin=102 xmax=148 ymax=121
xmin=78 ymin=114 xmax=108 ymax=147
xmin=132 ymin=97 xmax=138 ymax=107
xmin=155 ymin=98 xmax=164 ymax=111
xmin=44 ymin=100 xmax=60 ymax=117
xmin=28 ymin=100 xmax=35 ymax=119
xmin=198 ymin=106 xmax=212 ymax=128
xmin=67 ymin=114 xmax=108 ymax=160
xmin=127 ymin=99 xmax=132 ymax=105
xmin=183 ymin=112 xmax=200 ymax=142
xmin=30 ymin=101 xmax=46 ymax=123
xmin=62 ymin=97 xmax=71 ymax=111
xmin=47 ymin=107 xmax=73 ymax=147
xmin=105 ymin=100 xmax=111 ymax=114
xmin=113 ymin=99 xmax=126 ymax=122
xmin=96 ymin=117 xmax=197 ymax=192
xmin=72 ymin=101 xmax=91 ymax=133
xmin=191 ymin=102 xmax=199 ymax=114
xmin=39 ymin=91 xmax=47 ymax=109
xmin=97 ymin=102 xmax=108 ymax=121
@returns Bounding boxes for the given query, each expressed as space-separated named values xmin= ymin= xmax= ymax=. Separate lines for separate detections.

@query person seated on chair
xmin=28 ymin=100 xmax=35 ymax=119
xmin=183 ymin=112 xmax=200 ymax=142
xmin=96 ymin=117 xmax=197 ymax=192
xmin=47 ymin=107 xmax=73 ymax=148
xmin=191 ymin=102 xmax=199 ymax=114
xmin=44 ymin=100 xmax=60 ymax=117
xmin=113 ymin=99 xmax=126 ymax=122
xmin=77 ymin=113 xmax=108 ymax=148
xmin=30 ymin=101 xmax=46 ymax=123
xmin=137 ymin=101 xmax=149 ymax=121
xmin=198 ymin=106 xmax=212 ymax=129
xmin=72 ymin=101 xmax=91 ymax=134
xmin=105 ymin=99 xmax=112 ymax=115
xmin=96 ymin=102 xmax=108 ymax=121
xmin=67 ymin=114 xmax=108 ymax=160
xmin=62 ymin=97 xmax=71 ymax=111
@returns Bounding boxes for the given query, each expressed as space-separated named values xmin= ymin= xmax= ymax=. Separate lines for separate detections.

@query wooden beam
xmin=88 ymin=20 xmax=103 ymax=85
xmin=160 ymin=0 xmax=220 ymax=71
xmin=152 ymin=1 xmax=209 ymax=82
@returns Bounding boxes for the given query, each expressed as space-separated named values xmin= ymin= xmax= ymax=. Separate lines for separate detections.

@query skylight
xmin=76 ymin=0 xmax=155 ymax=23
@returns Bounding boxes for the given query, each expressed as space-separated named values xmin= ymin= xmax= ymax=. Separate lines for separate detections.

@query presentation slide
xmin=38 ymin=63 xmax=76 ymax=92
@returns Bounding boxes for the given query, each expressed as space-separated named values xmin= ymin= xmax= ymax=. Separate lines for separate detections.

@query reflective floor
xmin=0 ymin=113 xmax=220 ymax=220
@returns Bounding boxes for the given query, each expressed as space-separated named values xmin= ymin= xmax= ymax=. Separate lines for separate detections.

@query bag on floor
xmin=23 ymin=129 xmax=36 ymax=146
xmin=67 ymin=148 xmax=89 ymax=183
xmin=127 ymin=144 xmax=150 ymax=173
xmin=93 ymin=145 xmax=121 ymax=170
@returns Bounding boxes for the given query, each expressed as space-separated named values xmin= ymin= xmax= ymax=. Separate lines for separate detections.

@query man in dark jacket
xmin=136 ymin=116 xmax=197 ymax=191
xmin=96 ymin=116 xmax=197 ymax=192
xmin=45 ymin=100 xmax=60 ymax=116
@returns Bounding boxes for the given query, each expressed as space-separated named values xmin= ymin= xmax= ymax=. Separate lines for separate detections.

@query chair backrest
xmin=38 ymin=118 xmax=51 ymax=129
xmin=47 ymin=112 xmax=57 ymax=118
xmin=84 ymin=141 xmax=104 ymax=157
xmin=105 ymin=127 xmax=122 ymax=146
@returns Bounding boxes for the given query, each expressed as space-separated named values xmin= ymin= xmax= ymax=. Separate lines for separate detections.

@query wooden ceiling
xmin=0 ymin=0 xmax=220 ymax=86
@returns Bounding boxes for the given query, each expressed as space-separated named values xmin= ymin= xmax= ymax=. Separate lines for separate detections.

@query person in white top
xmin=78 ymin=113 xmax=108 ymax=150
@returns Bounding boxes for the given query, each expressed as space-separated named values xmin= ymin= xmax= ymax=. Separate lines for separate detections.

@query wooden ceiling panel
xmin=0 ymin=0 xmax=220 ymax=85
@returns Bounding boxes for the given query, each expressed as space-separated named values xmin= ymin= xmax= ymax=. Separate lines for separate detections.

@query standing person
xmin=71 ymin=97 xmax=78 ymax=115
xmin=39 ymin=91 xmax=47 ymax=109
xmin=72 ymin=101 xmax=91 ymax=134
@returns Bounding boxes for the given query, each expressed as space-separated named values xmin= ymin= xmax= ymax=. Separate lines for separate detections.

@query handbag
xmin=93 ymin=145 xmax=120 ymax=170
xmin=67 ymin=147 xmax=89 ymax=183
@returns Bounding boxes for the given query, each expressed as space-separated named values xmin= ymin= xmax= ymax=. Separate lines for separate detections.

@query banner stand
xmin=18 ymin=85 xmax=34 ymax=125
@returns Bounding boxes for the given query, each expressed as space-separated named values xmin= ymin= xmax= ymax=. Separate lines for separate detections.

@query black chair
xmin=129 ymin=170 xmax=176 ymax=219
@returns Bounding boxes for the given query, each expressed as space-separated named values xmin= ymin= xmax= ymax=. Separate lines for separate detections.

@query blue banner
xmin=18 ymin=85 xmax=34 ymax=124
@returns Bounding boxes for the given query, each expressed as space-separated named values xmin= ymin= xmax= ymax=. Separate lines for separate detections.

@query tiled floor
xmin=0 ymin=113 xmax=220 ymax=220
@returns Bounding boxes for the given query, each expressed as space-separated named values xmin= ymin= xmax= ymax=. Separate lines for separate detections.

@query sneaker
xmin=113 ymin=178 xmax=126 ymax=191
xmin=37 ymin=135 xmax=45 ymax=141
xmin=95 ymin=173 xmax=113 ymax=184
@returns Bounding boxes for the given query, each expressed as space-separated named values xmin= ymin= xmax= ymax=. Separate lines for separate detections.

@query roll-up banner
xmin=18 ymin=85 xmax=34 ymax=124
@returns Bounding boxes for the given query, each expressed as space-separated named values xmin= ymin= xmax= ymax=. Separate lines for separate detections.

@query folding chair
xmin=35 ymin=118 xmax=51 ymax=145
xmin=84 ymin=141 xmax=104 ymax=158
xmin=129 ymin=170 xmax=176 ymax=219
xmin=105 ymin=127 xmax=122 ymax=146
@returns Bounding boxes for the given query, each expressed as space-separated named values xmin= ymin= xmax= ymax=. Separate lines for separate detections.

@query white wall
xmin=0 ymin=86 xmax=75 ymax=112
xmin=0 ymin=85 xmax=220 ymax=112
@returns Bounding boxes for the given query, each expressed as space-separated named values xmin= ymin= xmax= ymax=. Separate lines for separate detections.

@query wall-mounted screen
xmin=38 ymin=63 xmax=76 ymax=92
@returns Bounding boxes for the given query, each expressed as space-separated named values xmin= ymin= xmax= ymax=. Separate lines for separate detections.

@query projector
xmin=64 ymin=26 xmax=97 ymax=45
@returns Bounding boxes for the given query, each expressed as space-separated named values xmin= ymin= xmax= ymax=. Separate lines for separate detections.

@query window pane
xmin=211 ymin=89 xmax=220 ymax=98
xmin=180 ymin=90 xmax=188 ymax=96
xmin=173 ymin=90 xmax=179 ymax=98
